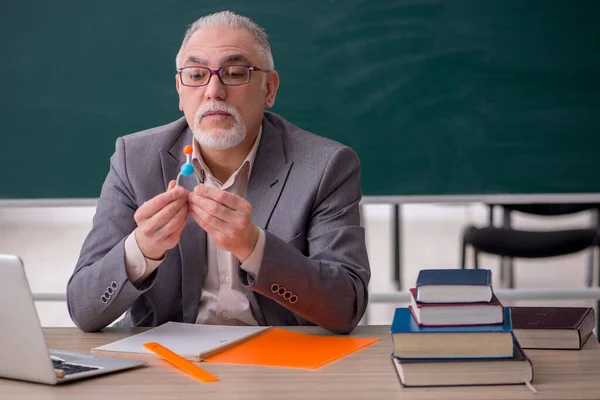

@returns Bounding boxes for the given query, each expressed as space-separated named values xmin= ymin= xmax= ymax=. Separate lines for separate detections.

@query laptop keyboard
xmin=52 ymin=359 xmax=100 ymax=375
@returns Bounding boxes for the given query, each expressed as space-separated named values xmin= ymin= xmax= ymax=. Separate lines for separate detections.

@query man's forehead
xmin=182 ymin=27 xmax=260 ymax=65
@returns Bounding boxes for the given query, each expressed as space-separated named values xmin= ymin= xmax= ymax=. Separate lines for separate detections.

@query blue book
xmin=416 ymin=269 xmax=493 ymax=303
xmin=390 ymin=307 xmax=513 ymax=359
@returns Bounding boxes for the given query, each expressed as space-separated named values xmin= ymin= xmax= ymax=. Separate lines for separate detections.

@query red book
xmin=409 ymin=288 xmax=504 ymax=326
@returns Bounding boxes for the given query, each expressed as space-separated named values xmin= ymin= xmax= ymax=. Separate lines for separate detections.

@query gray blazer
xmin=67 ymin=112 xmax=371 ymax=334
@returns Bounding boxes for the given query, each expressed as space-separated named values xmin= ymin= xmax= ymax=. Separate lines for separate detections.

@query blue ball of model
xmin=180 ymin=163 xmax=194 ymax=176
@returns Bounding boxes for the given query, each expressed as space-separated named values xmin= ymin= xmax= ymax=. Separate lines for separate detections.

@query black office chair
xmin=461 ymin=203 xmax=600 ymax=289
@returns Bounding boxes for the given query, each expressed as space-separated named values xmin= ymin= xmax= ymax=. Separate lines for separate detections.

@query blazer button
xmin=270 ymin=284 xmax=279 ymax=293
xmin=289 ymin=295 xmax=298 ymax=304
xmin=283 ymin=291 xmax=292 ymax=300
xmin=111 ymin=281 xmax=118 ymax=290
xmin=100 ymin=295 xmax=108 ymax=304
xmin=277 ymin=287 xmax=286 ymax=296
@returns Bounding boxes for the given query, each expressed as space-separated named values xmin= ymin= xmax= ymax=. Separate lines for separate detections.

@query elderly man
xmin=67 ymin=11 xmax=370 ymax=334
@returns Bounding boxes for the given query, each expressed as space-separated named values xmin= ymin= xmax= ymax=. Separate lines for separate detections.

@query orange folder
xmin=203 ymin=328 xmax=379 ymax=369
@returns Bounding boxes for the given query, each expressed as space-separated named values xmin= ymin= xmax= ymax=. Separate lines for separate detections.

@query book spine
xmin=484 ymin=269 xmax=492 ymax=285
xmin=577 ymin=308 xmax=596 ymax=349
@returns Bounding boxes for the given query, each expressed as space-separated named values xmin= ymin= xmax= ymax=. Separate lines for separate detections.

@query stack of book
xmin=390 ymin=269 xmax=534 ymax=389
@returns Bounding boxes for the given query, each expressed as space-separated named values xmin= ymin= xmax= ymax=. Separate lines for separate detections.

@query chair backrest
xmin=502 ymin=203 xmax=600 ymax=216
xmin=487 ymin=203 xmax=600 ymax=228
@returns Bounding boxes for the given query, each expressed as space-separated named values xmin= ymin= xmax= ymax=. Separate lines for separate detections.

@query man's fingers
xmin=189 ymin=193 xmax=236 ymax=223
xmin=136 ymin=186 xmax=188 ymax=220
xmin=154 ymin=203 xmax=189 ymax=241
xmin=189 ymin=203 xmax=227 ymax=235
xmin=141 ymin=197 xmax=188 ymax=236
xmin=193 ymin=185 xmax=240 ymax=210
xmin=167 ymin=180 xmax=177 ymax=190
xmin=164 ymin=218 xmax=189 ymax=245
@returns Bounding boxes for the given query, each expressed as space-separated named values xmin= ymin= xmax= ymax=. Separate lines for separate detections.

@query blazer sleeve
xmin=66 ymin=137 xmax=157 ymax=332
xmin=238 ymin=146 xmax=371 ymax=334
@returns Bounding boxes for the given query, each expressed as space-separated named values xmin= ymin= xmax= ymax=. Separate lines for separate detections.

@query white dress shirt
xmin=123 ymin=127 xmax=266 ymax=326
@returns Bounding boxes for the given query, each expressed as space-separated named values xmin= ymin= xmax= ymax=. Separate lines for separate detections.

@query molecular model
xmin=176 ymin=145 xmax=201 ymax=187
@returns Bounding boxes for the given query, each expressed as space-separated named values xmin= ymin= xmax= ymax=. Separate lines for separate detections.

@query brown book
xmin=391 ymin=337 xmax=534 ymax=387
xmin=511 ymin=306 xmax=596 ymax=349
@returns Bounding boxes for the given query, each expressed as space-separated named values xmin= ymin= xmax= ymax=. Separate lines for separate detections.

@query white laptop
xmin=0 ymin=254 xmax=146 ymax=385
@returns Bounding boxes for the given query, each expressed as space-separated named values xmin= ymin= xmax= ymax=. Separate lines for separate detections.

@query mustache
xmin=195 ymin=102 xmax=238 ymax=121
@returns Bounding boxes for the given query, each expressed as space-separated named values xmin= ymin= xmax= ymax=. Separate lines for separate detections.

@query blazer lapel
xmin=246 ymin=119 xmax=293 ymax=230
xmin=160 ymin=127 xmax=206 ymax=323
xmin=244 ymin=118 xmax=293 ymax=325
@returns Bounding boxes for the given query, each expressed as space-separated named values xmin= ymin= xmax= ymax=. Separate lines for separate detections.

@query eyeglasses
xmin=177 ymin=65 xmax=268 ymax=87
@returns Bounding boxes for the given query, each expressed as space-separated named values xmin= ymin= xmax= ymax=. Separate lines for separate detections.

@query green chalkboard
xmin=1 ymin=0 xmax=599 ymax=199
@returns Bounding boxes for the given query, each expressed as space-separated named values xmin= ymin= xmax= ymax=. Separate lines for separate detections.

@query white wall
xmin=0 ymin=203 xmax=596 ymax=327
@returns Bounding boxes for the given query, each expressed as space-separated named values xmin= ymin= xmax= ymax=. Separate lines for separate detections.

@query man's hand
xmin=133 ymin=181 xmax=189 ymax=260
xmin=188 ymin=185 xmax=259 ymax=261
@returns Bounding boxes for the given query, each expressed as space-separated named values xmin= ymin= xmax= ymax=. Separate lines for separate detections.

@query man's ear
xmin=264 ymin=71 xmax=280 ymax=108
xmin=175 ymin=75 xmax=183 ymax=111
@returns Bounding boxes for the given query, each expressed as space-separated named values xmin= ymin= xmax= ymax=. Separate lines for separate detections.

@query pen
xmin=51 ymin=355 xmax=66 ymax=378
xmin=50 ymin=355 xmax=66 ymax=363
xmin=143 ymin=342 xmax=219 ymax=383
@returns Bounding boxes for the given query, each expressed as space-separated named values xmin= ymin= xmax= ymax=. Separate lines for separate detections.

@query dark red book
xmin=409 ymin=288 xmax=504 ymax=326
xmin=511 ymin=306 xmax=596 ymax=349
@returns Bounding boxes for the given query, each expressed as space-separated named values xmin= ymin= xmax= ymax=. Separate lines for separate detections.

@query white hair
xmin=175 ymin=11 xmax=274 ymax=71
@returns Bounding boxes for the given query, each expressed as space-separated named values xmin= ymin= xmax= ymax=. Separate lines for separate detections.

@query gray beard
xmin=192 ymin=124 xmax=247 ymax=150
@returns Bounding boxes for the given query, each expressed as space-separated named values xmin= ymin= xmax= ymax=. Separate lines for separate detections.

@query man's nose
xmin=203 ymin=72 xmax=226 ymax=101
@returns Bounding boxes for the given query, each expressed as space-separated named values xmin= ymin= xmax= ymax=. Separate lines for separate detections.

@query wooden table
xmin=1 ymin=325 xmax=599 ymax=399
